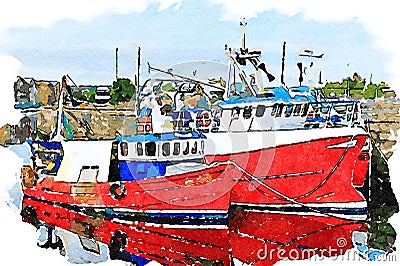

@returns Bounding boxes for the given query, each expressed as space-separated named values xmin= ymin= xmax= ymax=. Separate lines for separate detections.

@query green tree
xmin=364 ymin=84 xmax=384 ymax=99
xmin=109 ymin=78 xmax=136 ymax=105
xmin=323 ymin=74 xmax=386 ymax=99
xmin=84 ymin=87 xmax=97 ymax=102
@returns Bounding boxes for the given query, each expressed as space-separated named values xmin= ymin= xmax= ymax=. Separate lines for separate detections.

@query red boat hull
xmin=23 ymin=164 xmax=240 ymax=211
xmin=206 ymin=134 xmax=369 ymax=206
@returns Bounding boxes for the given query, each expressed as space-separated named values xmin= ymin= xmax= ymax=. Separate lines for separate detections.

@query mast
xmin=137 ymin=47 xmax=141 ymax=88
xmin=115 ymin=47 xmax=119 ymax=80
xmin=136 ymin=47 xmax=141 ymax=116
xmin=240 ymin=18 xmax=247 ymax=50
xmin=319 ymin=71 xmax=323 ymax=85
xmin=281 ymin=41 xmax=286 ymax=85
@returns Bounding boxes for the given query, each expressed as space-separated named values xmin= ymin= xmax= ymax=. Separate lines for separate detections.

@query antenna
xmin=240 ymin=17 xmax=247 ymax=50
xmin=281 ymin=41 xmax=286 ymax=85
xmin=115 ymin=47 xmax=119 ymax=80
xmin=136 ymin=47 xmax=141 ymax=116
xmin=137 ymin=47 xmax=141 ymax=87
xmin=319 ymin=71 xmax=323 ymax=85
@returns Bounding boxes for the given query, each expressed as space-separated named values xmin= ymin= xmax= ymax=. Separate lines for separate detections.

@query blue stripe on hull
xmin=104 ymin=208 xmax=228 ymax=225
xmin=105 ymin=208 xmax=228 ymax=225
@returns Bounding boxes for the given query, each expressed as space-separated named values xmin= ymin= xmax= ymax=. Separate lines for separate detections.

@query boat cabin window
xmin=137 ymin=143 xmax=143 ymax=156
xmin=255 ymin=105 xmax=266 ymax=117
xmin=192 ymin=142 xmax=198 ymax=154
xmin=271 ymin=104 xmax=277 ymax=116
xmin=183 ymin=141 xmax=190 ymax=155
xmin=293 ymin=104 xmax=302 ymax=116
xmin=271 ymin=103 xmax=283 ymax=117
xmin=353 ymin=104 xmax=359 ymax=121
xmin=243 ymin=106 xmax=252 ymax=119
xmin=277 ymin=104 xmax=284 ymax=117
xmin=301 ymin=104 xmax=309 ymax=117
xmin=111 ymin=142 xmax=119 ymax=160
xmin=231 ymin=107 xmax=240 ymax=119
xmin=145 ymin=124 xmax=151 ymax=132
xmin=285 ymin=104 xmax=293 ymax=117
xmin=120 ymin=142 xmax=128 ymax=156
xmin=145 ymin=142 xmax=156 ymax=156
xmin=173 ymin=142 xmax=180 ymax=155
xmin=162 ymin=142 xmax=170 ymax=156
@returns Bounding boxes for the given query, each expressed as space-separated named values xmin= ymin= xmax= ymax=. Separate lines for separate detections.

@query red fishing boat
xmin=20 ymin=126 xmax=370 ymax=265
xmin=19 ymin=33 xmax=371 ymax=265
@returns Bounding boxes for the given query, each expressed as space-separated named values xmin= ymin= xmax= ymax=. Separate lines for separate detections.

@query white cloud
xmin=1 ymin=0 xmax=397 ymax=86
xmin=209 ymin=0 xmax=400 ymax=87
xmin=157 ymin=0 xmax=182 ymax=11
xmin=0 ymin=0 xmax=181 ymax=31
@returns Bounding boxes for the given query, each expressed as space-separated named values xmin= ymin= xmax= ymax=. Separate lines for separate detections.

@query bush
xmin=110 ymin=78 xmax=136 ymax=105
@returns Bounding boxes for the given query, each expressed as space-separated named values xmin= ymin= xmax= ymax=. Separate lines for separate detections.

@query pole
xmin=115 ymin=47 xmax=119 ymax=80
xmin=240 ymin=18 xmax=247 ymax=50
xmin=281 ymin=41 xmax=286 ymax=85
xmin=136 ymin=47 xmax=141 ymax=116
xmin=137 ymin=47 xmax=141 ymax=87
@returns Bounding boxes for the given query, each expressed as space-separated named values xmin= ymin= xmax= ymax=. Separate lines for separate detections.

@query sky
xmin=1 ymin=1 xmax=400 ymax=265
xmin=1 ymin=1 xmax=398 ymax=126
xmin=0 ymin=1 xmax=397 ymax=91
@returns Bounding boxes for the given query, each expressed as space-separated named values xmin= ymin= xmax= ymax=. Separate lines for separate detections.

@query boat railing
xmin=304 ymin=101 xmax=361 ymax=128
xmin=214 ymin=100 xmax=361 ymax=131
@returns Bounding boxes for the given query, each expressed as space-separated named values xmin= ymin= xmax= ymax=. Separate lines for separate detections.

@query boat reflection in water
xmin=229 ymin=209 xmax=366 ymax=265
xmin=22 ymin=186 xmax=366 ymax=265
